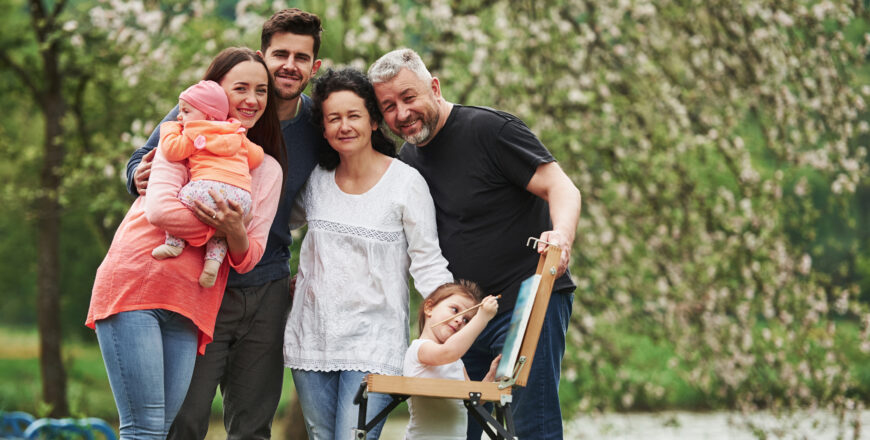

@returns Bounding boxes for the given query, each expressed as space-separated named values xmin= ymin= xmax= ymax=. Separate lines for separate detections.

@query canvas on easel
xmin=495 ymin=274 xmax=541 ymax=380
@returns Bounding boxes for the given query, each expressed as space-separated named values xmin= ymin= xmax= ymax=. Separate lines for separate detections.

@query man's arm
xmin=525 ymin=161 xmax=582 ymax=277
xmin=125 ymin=106 xmax=179 ymax=196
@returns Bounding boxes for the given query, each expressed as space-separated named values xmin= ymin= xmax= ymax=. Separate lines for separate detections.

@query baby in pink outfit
xmin=151 ymin=80 xmax=264 ymax=288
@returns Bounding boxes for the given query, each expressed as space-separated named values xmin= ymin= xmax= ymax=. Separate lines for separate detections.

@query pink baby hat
xmin=179 ymin=80 xmax=229 ymax=121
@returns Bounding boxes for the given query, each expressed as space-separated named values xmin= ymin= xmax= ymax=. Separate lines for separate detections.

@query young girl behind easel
xmin=403 ymin=280 xmax=502 ymax=439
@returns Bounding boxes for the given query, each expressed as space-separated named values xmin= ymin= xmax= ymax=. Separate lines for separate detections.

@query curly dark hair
xmin=310 ymin=68 xmax=396 ymax=170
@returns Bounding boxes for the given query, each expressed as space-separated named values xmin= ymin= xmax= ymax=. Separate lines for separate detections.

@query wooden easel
xmin=353 ymin=240 xmax=562 ymax=439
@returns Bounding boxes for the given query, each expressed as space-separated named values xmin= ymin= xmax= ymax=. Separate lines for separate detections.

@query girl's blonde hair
xmin=418 ymin=280 xmax=483 ymax=334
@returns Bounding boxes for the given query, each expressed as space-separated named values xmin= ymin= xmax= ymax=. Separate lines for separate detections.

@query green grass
xmin=0 ymin=327 xmax=301 ymax=422
xmin=562 ymin=319 xmax=870 ymax=413
xmin=562 ymin=325 xmax=709 ymax=412
xmin=0 ymin=327 xmax=118 ymax=419
xmin=4 ymin=320 xmax=870 ymax=421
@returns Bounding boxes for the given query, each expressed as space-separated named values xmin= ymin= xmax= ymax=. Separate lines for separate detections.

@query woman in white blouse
xmin=283 ymin=67 xmax=453 ymax=440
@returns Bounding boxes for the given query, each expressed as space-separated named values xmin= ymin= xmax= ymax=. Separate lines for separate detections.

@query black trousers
xmin=167 ymin=276 xmax=291 ymax=440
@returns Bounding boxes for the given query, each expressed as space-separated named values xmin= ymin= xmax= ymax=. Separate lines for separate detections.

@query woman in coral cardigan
xmin=86 ymin=47 xmax=286 ymax=440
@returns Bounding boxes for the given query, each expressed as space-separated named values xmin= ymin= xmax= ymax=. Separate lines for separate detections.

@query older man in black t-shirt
xmin=370 ymin=49 xmax=582 ymax=439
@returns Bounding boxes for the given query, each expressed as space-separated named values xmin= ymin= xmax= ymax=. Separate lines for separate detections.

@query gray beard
xmin=403 ymin=125 xmax=432 ymax=145
xmin=402 ymin=108 xmax=440 ymax=145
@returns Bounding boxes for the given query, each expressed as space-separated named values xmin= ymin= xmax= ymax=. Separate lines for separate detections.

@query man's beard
xmin=275 ymin=84 xmax=304 ymax=101
xmin=273 ymin=69 xmax=307 ymax=101
xmin=401 ymin=107 xmax=440 ymax=145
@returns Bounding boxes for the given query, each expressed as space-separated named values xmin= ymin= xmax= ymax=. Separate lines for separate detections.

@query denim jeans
xmin=95 ymin=309 xmax=198 ymax=440
xmin=463 ymin=287 xmax=574 ymax=440
xmin=291 ymin=369 xmax=393 ymax=440
xmin=167 ymin=276 xmax=290 ymax=440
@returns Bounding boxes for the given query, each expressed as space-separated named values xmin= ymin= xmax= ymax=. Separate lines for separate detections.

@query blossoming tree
xmin=2 ymin=0 xmax=868 ymax=430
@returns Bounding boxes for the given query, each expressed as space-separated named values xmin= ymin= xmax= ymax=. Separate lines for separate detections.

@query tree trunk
xmin=36 ymin=38 xmax=69 ymax=418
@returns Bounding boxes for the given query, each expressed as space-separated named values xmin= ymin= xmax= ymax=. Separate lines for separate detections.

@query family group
xmin=86 ymin=7 xmax=581 ymax=440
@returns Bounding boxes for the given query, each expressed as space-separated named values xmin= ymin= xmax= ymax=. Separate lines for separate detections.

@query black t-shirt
xmin=400 ymin=105 xmax=575 ymax=313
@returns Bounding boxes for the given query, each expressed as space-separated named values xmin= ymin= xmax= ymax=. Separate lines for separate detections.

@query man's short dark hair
xmin=261 ymin=8 xmax=323 ymax=58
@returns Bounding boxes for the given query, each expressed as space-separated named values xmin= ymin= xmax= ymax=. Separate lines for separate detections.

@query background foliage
xmin=1 ymin=0 xmax=869 ymax=431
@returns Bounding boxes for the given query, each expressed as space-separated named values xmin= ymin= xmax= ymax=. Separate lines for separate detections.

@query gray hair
xmin=368 ymin=48 xmax=433 ymax=84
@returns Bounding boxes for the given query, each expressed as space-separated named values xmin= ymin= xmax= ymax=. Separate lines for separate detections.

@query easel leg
xmin=363 ymin=395 xmax=407 ymax=432
xmin=465 ymin=399 xmax=499 ymax=439
xmin=351 ymin=380 xmax=409 ymax=437
xmin=502 ymin=402 xmax=516 ymax=435
xmin=464 ymin=393 xmax=517 ymax=440
xmin=352 ymin=381 xmax=368 ymax=439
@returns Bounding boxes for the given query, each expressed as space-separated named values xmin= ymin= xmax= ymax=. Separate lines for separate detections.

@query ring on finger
xmin=212 ymin=213 xmax=216 ymax=219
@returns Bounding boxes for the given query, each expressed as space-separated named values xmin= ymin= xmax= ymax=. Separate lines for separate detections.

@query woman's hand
xmin=193 ymin=190 xmax=245 ymax=235
xmin=193 ymin=190 xmax=250 ymax=259
xmin=289 ymin=274 xmax=297 ymax=302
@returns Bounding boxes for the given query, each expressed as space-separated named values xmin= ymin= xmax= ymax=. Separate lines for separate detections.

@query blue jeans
xmin=463 ymin=287 xmax=574 ymax=439
xmin=291 ymin=369 xmax=393 ymax=440
xmin=95 ymin=309 xmax=198 ymax=440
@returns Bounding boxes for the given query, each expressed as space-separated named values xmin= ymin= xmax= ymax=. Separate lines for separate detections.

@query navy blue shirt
xmin=125 ymin=94 xmax=323 ymax=288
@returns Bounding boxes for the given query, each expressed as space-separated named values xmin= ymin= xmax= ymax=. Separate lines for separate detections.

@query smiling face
xmin=372 ymin=68 xmax=442 ymax=146
xmin=321 ymin=90 xmax=378 ymax=158
xmin=218 ymin=61 xmax=269 ymax=129
xmin=423 ymin=293 xmax=477 ymax=344
xmin=260 ymin=32 xmax=321 ymax=102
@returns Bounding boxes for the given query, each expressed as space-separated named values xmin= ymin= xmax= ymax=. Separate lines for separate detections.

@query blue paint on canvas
xmin=495 ymin=274 xmax=542 ymax=380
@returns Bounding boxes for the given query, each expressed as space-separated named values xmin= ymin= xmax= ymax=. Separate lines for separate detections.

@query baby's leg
xmin=197 ymin=183 xmax=253 ymax=288
xmin=199 ymin=237 xmax=226 ymax=288
xmin=151 ymin=181 xmax=210 ymax=260
xmin=152 ymin=232 xmax=185 ymax=259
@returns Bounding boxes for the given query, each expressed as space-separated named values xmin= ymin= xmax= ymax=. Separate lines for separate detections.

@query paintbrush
xmin=432 ymin=295 xmax=502 ymax=328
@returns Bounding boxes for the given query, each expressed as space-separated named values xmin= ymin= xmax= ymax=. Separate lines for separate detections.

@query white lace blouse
xmin=283 ymin=159 xmax=453 ymax=375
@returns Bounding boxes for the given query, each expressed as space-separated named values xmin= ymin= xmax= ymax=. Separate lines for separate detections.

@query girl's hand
xmin=479 ymin=295 xmax=499 ymax=321
xmin=482 ymin=354 xmax=503 ymax=382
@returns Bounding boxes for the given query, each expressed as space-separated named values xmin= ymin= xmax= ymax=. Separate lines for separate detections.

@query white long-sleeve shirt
xmin=283 ymin=159 xmax=453 ymax=374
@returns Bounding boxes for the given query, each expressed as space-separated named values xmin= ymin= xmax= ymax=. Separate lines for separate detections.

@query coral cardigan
xmin=160 ymin=120 xmax=264 ymax=192
xmin=86 ymin=149 xmax=282 ymax=353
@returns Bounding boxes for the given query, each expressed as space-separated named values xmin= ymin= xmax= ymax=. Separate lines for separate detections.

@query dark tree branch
xmin=28 ymin=0 xmax=49 ymax=43
xmin=28 ymin=0 xmax=46 ymax=21
xmin=0 ymin=51 xmax=41 ymax=98
xmin=72 ymin=74 xmax=92 ymax=153
xmin=51 ymin=0 xmax=68 ymax=18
